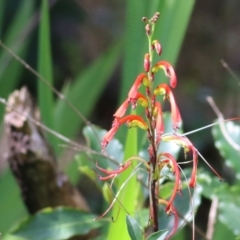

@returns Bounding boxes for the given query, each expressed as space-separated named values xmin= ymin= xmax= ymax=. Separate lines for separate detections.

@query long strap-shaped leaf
xmin=0 ymin=0 xmax=34 ymax=120
xmin=107 ymin=127 xmax=138 ymax=240
xmin=37 ymin=0 xmax=56 ymax=151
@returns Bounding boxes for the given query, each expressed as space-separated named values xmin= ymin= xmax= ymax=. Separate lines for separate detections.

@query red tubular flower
xmin=118 ymin=114 xmax=148 ymax=130
xmin=159 ymin=153 xmax=181 ymax=212
xmin=158 ymin=199 xmax=178 ymax=240
xmin=113 ymin=99 xmax=129 ymax=120
xmin=128 ymin=73 xmax=149 ymax=106
xmin=113 ymin=93 xmax=148 ymax=122
xmin=136 ymin=92 xmax=148 ymax=108
xmin=154 ymin=102 xmax=164 ymax=142
xmin=162 ymin=135 xmax=198 ymax=188
xmin=154 ymin=83 xmax=181 ymax=130
xmin=144 ymin=53 xmax=150 ymax=72
xmin=152 ymin=40 xmax=162 ymax=55
xmin=96 ymin=161 xmax=131 ymax=180
xmin=189 ymin=148 xmax=198 ymax=188
xmin=101 ymin=125 xmax=119 ymax=150
xmin=102 ymin=115 xmax=148 ymax=150
xmin=152 ymin=60 xmax=177 ymax=88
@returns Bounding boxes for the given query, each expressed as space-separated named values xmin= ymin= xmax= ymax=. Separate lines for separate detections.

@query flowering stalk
xmin=100 ymin=12 xmax=202 ymax=238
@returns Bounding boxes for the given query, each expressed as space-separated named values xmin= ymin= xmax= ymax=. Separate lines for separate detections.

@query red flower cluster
xmin=99 ymin=12 xmax=200 ymax=239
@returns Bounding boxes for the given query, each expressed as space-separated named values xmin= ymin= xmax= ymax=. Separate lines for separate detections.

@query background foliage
xmin=0 ymin=0 xmax=240 ymax=239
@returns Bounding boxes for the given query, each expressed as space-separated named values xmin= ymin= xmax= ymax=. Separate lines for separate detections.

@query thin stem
xmin=206 ymin=197 xmax=218 ymax=240
xmin=145 ymin=20 xmax=159 ymax=232
xmin=151 ymin=178 xmax=159 ymax=232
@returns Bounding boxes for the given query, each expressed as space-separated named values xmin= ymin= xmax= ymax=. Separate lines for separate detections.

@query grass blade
xmin=0 ymin=0 xmax=34 ymax=120
xmin=37 ymin=0 xmax=56 ymax=151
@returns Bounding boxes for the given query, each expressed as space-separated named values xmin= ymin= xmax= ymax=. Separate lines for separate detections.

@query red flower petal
xmin=101 ymin=126 xmax=119 ymax=150
xmin=152 ymin=61 xmax=177 ymax=88
xmin=128 ymin=73 xmax=149 ymax=104
xmin=154 ymin=84 xmax=181 ymax=130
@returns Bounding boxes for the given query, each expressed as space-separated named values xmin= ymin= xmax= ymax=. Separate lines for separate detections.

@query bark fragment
xmin=5 ymin=87 xmax=89 ymax=213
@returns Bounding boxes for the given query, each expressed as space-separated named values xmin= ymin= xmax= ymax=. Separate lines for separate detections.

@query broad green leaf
xmin=212 ymin=218 xmax=236 ymax=240
xmin=198 ymin=172 xmax=240 ymax=237
xmin=10 ymin=207 xmax=103 ymax=240
xmin=134 ymin=208 xmax=149 ymax=231
xmin=197 ymin=172 xmax=228 ymax=199
xmin=218 ymin=201 xmax=240 ymax=236
xmin=212 ymin=121 xmax=240 ymax=179
xmin=37 ymin=0 xmax=56 ymax=150
xmin=66 ymin=124 xmax=124 ymax=186
xmin=3 ymin=234 xmax=26 ymax=240
xmin=146 ymin=230 xmax=168 ymax=240
xmin=79 ymin=165 xmax=96 ymax=183
xmin=83 ymin=125 xmax=123 ymax=167
xmin=171 ymin=227 xmax=185 ymax=240
xmin=0 ymin=169 xmax=28 ymax=235
xmin=126 ymin=215 xmax=143 ymax=240
xmin=54 ymin=43 xmax=120 ymax=147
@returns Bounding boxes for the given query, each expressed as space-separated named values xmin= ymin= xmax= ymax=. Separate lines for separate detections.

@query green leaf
xmin=10 ymin=207 xmax=103 ymax=240
xmin=198 ymin=172 xmax=240 ymax=237
xmin=37 ymin=0 xmax=56 ymax=150
xmin=146 ymin=230 xmax=168 ymax=240
xmin=218 ymin=201 xmax=240 ymax=236
xmin=0 ymin=169 xmax=28 ymax=236
xmin=107 ymin=127 xmax=139 ymax=240
xmin=126 ymin=215 xmax=143 ymax=240
xmin=212 ymin=120 xmax=240 ymax=179
xmin=212 ymin=219 xmax=236 ymax=240
xmin=171 ymin=227 xmax=185 ymax=240
xmin=197 ymin=172 xmax=228 ymax=199
xmin=0 ymin=0 xmax=34 ymax=120
xmin=83 ymin=125 xmax=123 ymax=167
xmin=3 ymin=234 xmax=26 ymax=240
xmin=102 ymin=182 xmax=113 ymax=204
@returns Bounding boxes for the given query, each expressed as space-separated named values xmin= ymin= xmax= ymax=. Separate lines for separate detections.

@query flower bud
xmin=145 ymin=24 xmax=151 ymax=35
xmin=144 ymin=53 xmax=150 ymax=72
xmin=152 ymin=40 xmax=162 ymax=55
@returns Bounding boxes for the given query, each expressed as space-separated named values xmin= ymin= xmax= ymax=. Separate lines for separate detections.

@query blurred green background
xmin=0 ymin=0 xmax=240 ymax=239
